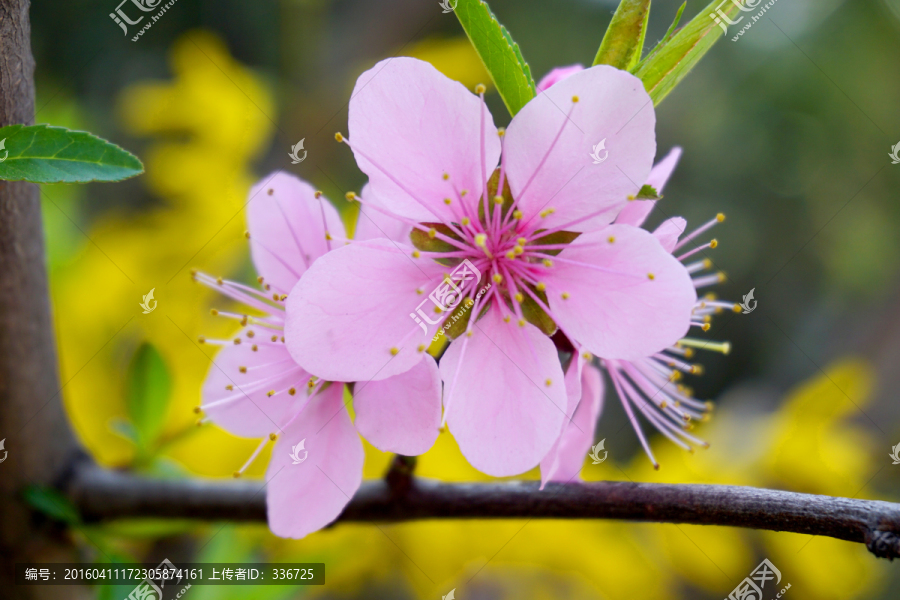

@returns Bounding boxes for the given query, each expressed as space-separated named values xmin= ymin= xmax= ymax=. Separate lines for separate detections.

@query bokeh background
xmin=29 ymin=0 xmax=900 ymax=597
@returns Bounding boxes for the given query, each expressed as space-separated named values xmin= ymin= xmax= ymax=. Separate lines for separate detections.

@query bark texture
xmin=0 ymin=2 xmax=87 ymax=597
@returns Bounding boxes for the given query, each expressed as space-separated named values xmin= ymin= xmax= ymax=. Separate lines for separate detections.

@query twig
xmin=66 ymin=464 xmax=900 ymax=560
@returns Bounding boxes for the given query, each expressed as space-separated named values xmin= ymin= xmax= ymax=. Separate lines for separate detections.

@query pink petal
xmin=284 ymin=239 xmax=446 ymax=382
xmin=201 ymin=332 xmax=311 ymax=438
xmin=615 ymin=147 xmax=682 ymax=227
xmin=348 ymin=57 xmax=500 ymax=223
xmin=540 ymin=360 xmax=604 ymax=486
xmin=248 ymin=171 xmax=346 ymax=293
xmin=353 ymin=355 xmax=442 ymax=455
xmin=504 ymin=65 xmax=656 ymax=232
xmin=653 ymin=217 xmax=687 ymax=253
xmin=546 ymin=224 xmax=696 ymax=360
xmin=266 ymin=382 xmax=363 ymax=539
xmin=536 ymin=64 xmax=584 ymax=91
xmin=354 ymin=184 xmax=411 ymax=243
xmin=439 ymin=309 xmax=567 ymax=477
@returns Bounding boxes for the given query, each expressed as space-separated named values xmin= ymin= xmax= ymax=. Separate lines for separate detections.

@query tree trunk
xmin=0 ymin=1 xmax=87 ymax=597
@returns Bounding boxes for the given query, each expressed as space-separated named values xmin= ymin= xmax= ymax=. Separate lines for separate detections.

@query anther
xmin=461 ymin=217 xmax=471 ymax=226
xmin=315 ymin=190 xmax=323 ymax=199
xmin=428 ymin=228 xmax=437 ymax=239
xmin=514 ymin=293 xmax=524 ymax=303
xmin=267 ymin=188 xmax=274 ymax=196
xmin=390 ymin=347 xmax=400 ymax=356
xmin=345 ymin=191 xmax=356 ymax=201
xmin=334 ymin=132 xmax=344 ymax=142
xmin=709 ymin=239 xmax=718 ymax=249
xmin=475 ymin=83 xmax=486 ymax=94
xmin=412 ymin=250 xmax=421 ymax=258
xmin=561 ymin=292 xmax=570 ymax=300
xmin=717 ymin=213 xmax=725 ymax=222
xmin=513 ymin=210 xmax=523 ymax=220
xmin=536 ymin=282 xmax=546 ymax=292
xmin=647 ymin=273 xmax=655 ymax=280
xmin=289 ymin=388 xmax=296 ymax=395
xmin=493 ymin=273 xmax=503 ymax=283
xmin=542 ymin=259 xmax=553 ymax=267
xmin=608 ymin=236 xmax=615 ymax=243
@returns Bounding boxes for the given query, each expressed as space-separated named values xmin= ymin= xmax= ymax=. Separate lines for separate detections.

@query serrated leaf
xmin=634 ymin=0 xmax=739 ymax=105
xmin=635 ymin=184 xmax=659 ymax=199
xmin=455 ymin=0 xmax=536 ymax=116
xmin=22 ymin=486 xmax=81 ymax=525
xmin=0 ymin=124 xmax=143 ymax=183
xmin=127 ymin=343 xmax=172 ymax=453
xmin=593 ymin=0 xmax=652 ymax=71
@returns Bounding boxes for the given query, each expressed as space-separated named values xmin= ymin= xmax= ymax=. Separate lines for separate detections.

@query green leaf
xmin=22 ymin=486 xmax=81 ymax=525
xmin=593 ymin=0 xmax=652 ymax=71
xmin=126 ymin=343 xmax=172 ymax=453
xmin=0 ymin=124 xmax=143 ymax=183
xmin=635 ymin=1 xmax=686 ymax=71
xmin=634 ymin=184 xmax=660 ymax=199
xmin=634 ymin=0 xmax=738 ymax=105
xmin=455 ymin=0 xmax=536 ymax=116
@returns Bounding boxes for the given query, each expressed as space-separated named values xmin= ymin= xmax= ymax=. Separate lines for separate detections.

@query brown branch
xmin=0 ymin=1 xmax=89 ymax=598
xmin=66 ymin=463 xmax=900 ymax=560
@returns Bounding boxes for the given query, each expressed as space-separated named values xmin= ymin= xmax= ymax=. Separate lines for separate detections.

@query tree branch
xmin=66 ymin=464 xmax=900 ymax=560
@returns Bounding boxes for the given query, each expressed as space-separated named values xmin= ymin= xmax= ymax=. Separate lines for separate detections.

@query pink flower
xmin=541 ymin=145 xmax=734 ymax=481
xmin=286 ymin=57 xmax=697 ymax=477
xmin=536 ymin=64 xmax=585 ymax=92
xmin=195 ymin=173 xmax=441 ymax=538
